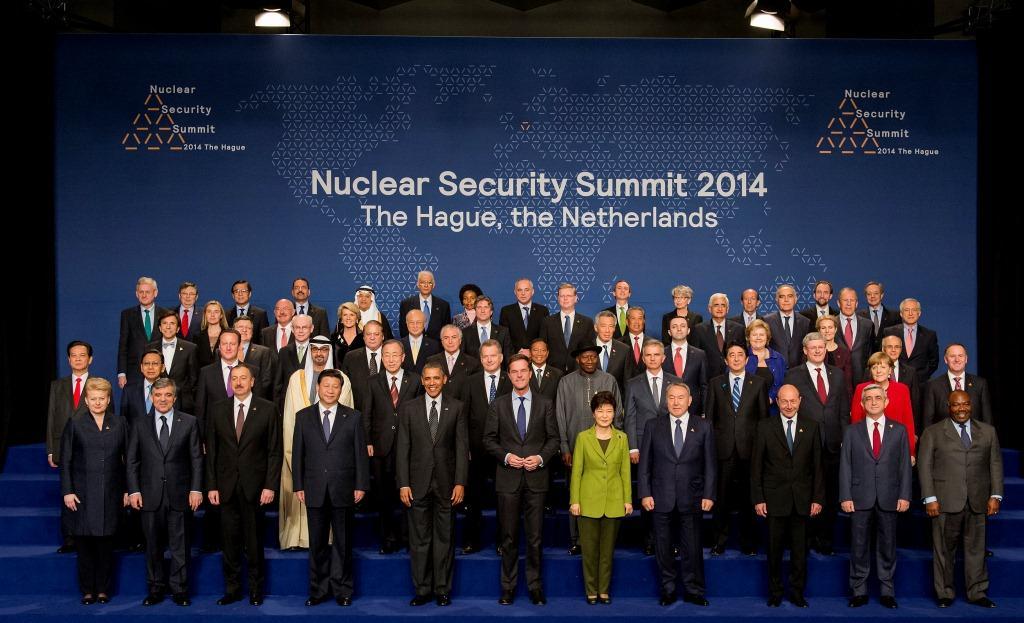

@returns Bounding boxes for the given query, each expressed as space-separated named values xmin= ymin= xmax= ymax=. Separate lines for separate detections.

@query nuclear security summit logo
xmin=816 ymin=89 xmax=939 ymax=157
xmin=120 ymin=84 xmax=244 ymax=153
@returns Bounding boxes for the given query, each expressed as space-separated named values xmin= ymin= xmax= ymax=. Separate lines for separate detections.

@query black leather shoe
xmin=171 ymin=593 xmax=191 ymax=607
xmin=568 ymin=544 xmax=581 ymax=556
xmin=710 ymin=544 xmax=725 ymax=556
xmin=879 ymin=596 xmax=898 ymax=609
xmin=766 ymin=596 xmax=782 ymax=607
xmin=96 ymin=594 xmax=110 ymax=604
xmin=128 ymin=543 xmax=145 ymax=553
xmin=848 ymin=595 xmax=868 ymax=608
xmin=672 ymin=545 xmax=680 ymax=557
xmin=57 ymin=544 xmax=76 ymax=554
xmin=217 ymin=593 xmax=242 ymax=606
xmin=336 ymin=596 xmax=352 ymax=606
xmin=986 ymin=549 xmax=993 ymax=557
xmin=436 ymin=593 xmax=451 ymax=606
xmin=498 ymin=591 xmax=514 ymax=605
xmin=461 ymin=544 xmax=480 ymax=555
xmin=643 ymin=544 xmax=655 ymax=556
xmin=305 ymin=595 xmax=328 ymax=606
xmin=410 ymin=594 xmax=433 ymax=606
xmin=379 ymin=542 xmax=396 ymax=555
xmin=143 ymin=593 xmax=164 ymax=606
xmin=81 ymin=595 xmax=96 ymax=606
xmin=790 ymin=595 xmax=809 ymax=608
xmin=937 ymin=598 xmax=954 ymax=608
xmin=814 ymin=544 xmax=834 ymax=556
xmin=741 ymin=547 xmax=758 ymax=556
xmin=586 ymin=596 xmax=598 ymax=605
xmin=530 ymin=589 xmax=546 ymax=605
xmin=599 ymin=595 xmax=612 ymax=604
xmin=496 ymin=546 xmax=504 ymax=556
xmin=970 ymin=597 xmax=996 ymax=608
xmin=659 ymin=592 xmax=677 ymax=606
xmin=683 ymin=593 xmax=709 ymax=606
xmin=249 ymin=593 xmax=263 ymax=606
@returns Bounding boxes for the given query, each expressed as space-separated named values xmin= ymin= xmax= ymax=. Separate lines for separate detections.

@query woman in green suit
xmin=569 ymin=390 xmax=633 ymax=604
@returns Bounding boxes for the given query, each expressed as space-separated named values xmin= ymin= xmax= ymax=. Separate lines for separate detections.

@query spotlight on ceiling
xmin=256 ymin=7 xmax=291 ymax=28
xmin=745 ymin=0 xmax=788 ymax=32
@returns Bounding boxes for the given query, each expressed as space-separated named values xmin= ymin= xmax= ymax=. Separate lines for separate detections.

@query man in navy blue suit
xmin=638 ymin=382 xmax=716 ymax=607
xmin=399 ymin=271 xmax=452 ymax=341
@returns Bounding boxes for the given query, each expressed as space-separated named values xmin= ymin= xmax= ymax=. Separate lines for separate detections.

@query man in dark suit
xmin=691 ymin=293 xmax=746 ymax=381
xmin=401 ymin=309 xmax=441 ymax=374
xmin=918 ymin=390 xmax=1003 ymax=608
xmin=882 ymin=335 xmax=923 ymax=429
xmin=527 ymin=339 xmax=563 ymax=402
xmin=618 ymin=307 xmax=651 ymax=380
xmin=882 ymin=297 xmax=939 ymax=380
xmin=729 ymin=288 xmax=763 ymax=328
xmin=836 ymin=287 xmax=875 ymax=385
xmin=839 ymin=384 xmax=912 ymax=609
xmin=47 ymin=340 xmax=103 ymax=553
xmin=602 ymin=279 xmax=633 ymax=340
xmin=148 ymin=310 xmax=199 ymax=412
xmin=397 ymin=361 xmax=468 ymax=606
xmin=459 ymin=340 xmax=512 ymax=553
xmin=227 ymin=279 xmax=270 ymax=343
xmin=539 ymin=282 xmax=596 ymax=374
xmin=127 ymin=378 xmax=203 ymax=607
xmin=462 ymin=296 xmax=511 ymax=360
xmin=363 ymin=339 xmax=422 ymax=553
xmin=499 ymin=278 xmax=549 ymax=355
xmin=118 ymin=276 xmax=172 ymax=388
xmin=782 ymin=332 xmax=850 ymax=555
xmin=195 ymin=330 xmax=262 ymax=441
xmin=859 ymin=281 xmax=901 ymax=351
xmin=291 ymin=277 xmax=330 ymax=338
xmin=273 ymin=314 xmax=313 ymax=405
xmin=923 ymin=343 xmax=993 ymax=425
xmin=639 ymin=381 xmax=716 ymax=607
xmin=483 ymin=354 xmax=559 ymax=605
xmin=707 ymin=345 xmax=769 ymax=556
xmin=174 ymin=281 xmax=201 ymax=343
xmin=292 ymin=369 xmax=371 ymax=607
xmin=751 ymin=384 xmax=825 ymax=608
xmin=233 ymin=315 xmax=275 ymax=400
xmin=662 ymin=316 xmax=708 ymax=416
xmin=427 ymin=324 xmax=481 ymax=399
xmin=206 ymin=363 xmax=282 ymax=606
xmin=341 ymin=320 xmax=385 ymax=413
xmin=798 ymin=280 xmax=838 ymax=323
xmin=594 ymin=310 xmax=630 ymax=393
xmin=261 ymin=299 xmax=296 ymax=353
xmin=398 ymin=270 xmax=452 ymax=341
xmin=121 ymin=350 xmax=167 ymax=422
xmin=763 ymin=284 xmax=810 ymax=369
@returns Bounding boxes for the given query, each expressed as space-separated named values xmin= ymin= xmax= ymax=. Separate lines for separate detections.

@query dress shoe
xmin=937 ymin=598 xmax=954 ymax=608
xmin=879 ymin=596 xmax=898 ymax=609
xmin=683 ymin=593 xmax=709 ymax=606
xmin=599 ymin=595 xmax=612 ymax=604
xmin=659 ymin=592 xmax=677 ymax=606
xmin=461 ymin=544 xmax=480 ymax=555
xmin=496 ymin=546 xmax=504 ymax=556
xmin=171 ymin=593 xmax=191 ymax=607
xmin=586 ymin=596 xmax=598 ymax=605
xmin=741 ymin=547 xmax=758 ymax=556
xmin=96 ymin=594 xmax=110 ymax=604
xmin=709 ymin=544 xmax=725 ymax=556
xmin=336 ymin=596 xmax=352 ymax=606
xmin=643 ymin=544 xmax=655 ymax=556
xmin=969 ymin=597 xmax=996 ymax=608
xmin=498 ymin=591 xmax=514 ymax=605
xmin=217 ymin=593 xmax=242 ymax=606
xmin=143 ymin=592 xmax=165 ymax=606
xmin=305 ymin=595 xmax=329 ymax=606
xmin=80 ymin=595 xmax=96 ymax=606
xmin=249 ymin=593 xmax=263 ymax=606
xmin=529 ymin=589 xmax=546 ymax=605
xmin=379 ymin=542 xmax=396 ymax=555
xmin=766 ymin=595 xmax=782 ymax=607
xmin=814 ymin=544 xmax=834 ymax=556
xmin=848 ymin=595 xmax=868 ymax=608
xmin=410 ymin=594 xmax=433 ymax=606
xmin=568 ymin=544 xmax=581 ymax=556
xmin=789 ymin=595 xmax=809 ymax=608
xmin=128 ymin=543 xmax=145 ymax=553
xmin=986 ymin=549 xmax=993 ymax=557
xmin=672 ymin=545 xmax=680 ymax=557
xmin=57 ymin=544 xmax=76 ymax=554
xmin=436 ymin=593 xmax=451 ymax=606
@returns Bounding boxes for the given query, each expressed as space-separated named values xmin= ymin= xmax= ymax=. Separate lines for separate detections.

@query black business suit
xmin=595 ymin=339 xmax=629 ymax=394
xmin=836 ymin=314 xmax=874 ymax=385
xmin=923 ymin=373 xmax=993 ymax=426
xmin=706 ymin=372 xmax=770 ymax=551
xmin=194 ymin=331 xmax=220 ymax=370
xmin=239 ymin=342 xmax=276 ymax=401
xmin=294 ymin=302 xmax=331 ymax=338
xmin=426 ymin=351 xmax=480 ymax=401
xmin=261 ymin=324 xmax=295 ymax=353
xmin=882 ymin=323 xmax=940 ymax=380
xmin=195 ymin=361 xmax=264 ymax=443
xmin=461 ymin=322 xmax=512 ymax=361
xmin=227 ymin=305 xmax=270 ymax=344
xmin=638 ymin=413 xmax=717 ymax=598
xmin=396 ymin=394 xmax=469 ymax=597
xmin=660 ymin=343 xmax=709 ymax=416
xmin=363 ymin=370 xmax=422 ymax=549
xmin=146 ymin=338 xmax=199 ymax=412
xmin=459 ymin=370 xmax=513 ymax=549
xmin=892 ymin=361 xmax=923 ymax=432
xmin=118 ymin=304 xmax=172 ymax=382
xmin=292 ymin=403 xmax=371 ymax=600
xmin=691 ymin=320 xmax=746 ymax=381
xmin=206 ymin=395 xmax=282 ymax=598
xmin=602 ymin=305 xmax=632 ymax=340
xmin=529 ymin=365 xmax=563 ymax=402
xmin=176 ymin=307 xmax=201 ymax=343
xmin=764 ymin=312 xmax=811 ymax=369
xmin=399 ymin=295 xmax=452 ymax=340
xmin=341 ymin=347 xmax=381 ymax=413
xmin=798 ymin=305 xmax=838 ymax=323
xmin=400 ymin=335 xmax=441 ymax=374
xmin=499 ymin=302 xmax=550 ymax=353
xmin=483 ymin=392 xmax=559 ymax=592
xmin=273 ymin=342 xmax=309 ymax=406
xmin=539 ymin=312 xmax=595 ymax=374
xmin=120 ymin=378 xmax=159 ymax=422
xmin=617 ymin=332 xmax=649 ymax=380
xmin=750 ymin=416 xmax=825 ymax=601
xmin=728 ymin=312 xmax=763 ymax=328
xmin=126 ymin=409 xmax=203 ymax=595
xmin=858 ymin=306 xmax=901 ymax=351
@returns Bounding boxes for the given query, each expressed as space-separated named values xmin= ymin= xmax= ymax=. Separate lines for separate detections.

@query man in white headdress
xmin=279 ymin=335 xmax=354 ymax=550
xmin=354 ymin=286 xmax=395 ymax=341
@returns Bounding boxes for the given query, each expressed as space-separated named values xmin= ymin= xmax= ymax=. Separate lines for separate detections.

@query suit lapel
xmin=238 ymin=401 xmax=260 ymax=449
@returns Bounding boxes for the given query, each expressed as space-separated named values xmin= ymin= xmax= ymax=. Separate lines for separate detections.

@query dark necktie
xmin=299 ymin=304 xmax=306 ymax=315
xmin=562 ymin=315 xmax=571 ymax=347
xmin=786 ymin=418 xmax=794 ymax=454
xmin=369 ymin=351 xmax=378 ymax=375
xmin=235 ymin=403 xmax=245 ymax=440
xmin=225 ymin=364 xmax=235 ymax=397
xmin=516 ymin=396 xmax=527 ymax=439
xmin=954 ymin=376 xmax=962 ymax=391
xmin=159 ymin=415 xmax=169 ymax=452
xmin=322 ymin=409 xmax=332 ymax=440
xmin=429 ymin=400 xmax=439 ymax=442
xmin=651 ymin=376 xmax=659 ymax=403
xmin=390 ymin=376 xmax=399 ymax=407
xmin=959 ymin=422 xmax=971 ymax=449
xmin=601 ymin=345 xmax=609 ymax=371
xmin=872 ymin=421 xmax=881 ymax=459
xmin=522 ymin=306 xmax=529 ymax=328
xmin=144 ymin=308 xmax=152 ymax=340
xmin=716 ymin=324 xmax=724 ymax=352
xmin=488 ymin=374 xmax=497 ymax=403
xmin=783 ymin=315 xmax=791 ymax=339
xmin=731 ymin=376 xmax=741 ymax=411
xmin=673 ymin=419 xmax=684 ymax=456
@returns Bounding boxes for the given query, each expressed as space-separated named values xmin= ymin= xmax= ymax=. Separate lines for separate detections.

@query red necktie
xmin=633 ymin=336 xmax=641 ymax=364
xmin=815 ymin=367 xmax=827 ymax=403
xmin=73 ymin=377 xmax=82 ymax=409
xmin=181 ymin=309 xmax=190 ymax=337
xmin=844 ymin=317 xmax=854 ymax=348
xmin=872 ymin=421 xmax=881 ymax=459
xmin=674 ymin=347 xmax=684 ymax=377
xmin=954 ymin=376 xmax=962 ymax=390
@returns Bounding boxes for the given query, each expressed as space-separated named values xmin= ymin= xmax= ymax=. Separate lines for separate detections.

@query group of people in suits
xmin=44 ymin=273 xmax=1003 ymax=609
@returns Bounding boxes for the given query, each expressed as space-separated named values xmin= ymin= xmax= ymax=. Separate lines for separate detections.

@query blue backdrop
xmin=55 ymin=35 xmax=977 ymax=379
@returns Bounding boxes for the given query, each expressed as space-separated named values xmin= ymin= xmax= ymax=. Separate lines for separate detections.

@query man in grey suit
xmin=918 ymin=390 xmax=1003 ymax=609
xmin=839 ymin=384 xmax=912 ymax=609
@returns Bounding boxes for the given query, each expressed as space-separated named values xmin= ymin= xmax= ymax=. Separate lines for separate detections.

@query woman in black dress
xmin=331 ymin=301 xmax=365 ymax=360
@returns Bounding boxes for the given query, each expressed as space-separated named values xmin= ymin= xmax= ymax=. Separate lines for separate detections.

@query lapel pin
xmin=798 ymin=429 xmax=804 ymax=434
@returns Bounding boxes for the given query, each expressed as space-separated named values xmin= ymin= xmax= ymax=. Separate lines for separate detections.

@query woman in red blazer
xmin=850 ymin=352 xmax=916 ymax=461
